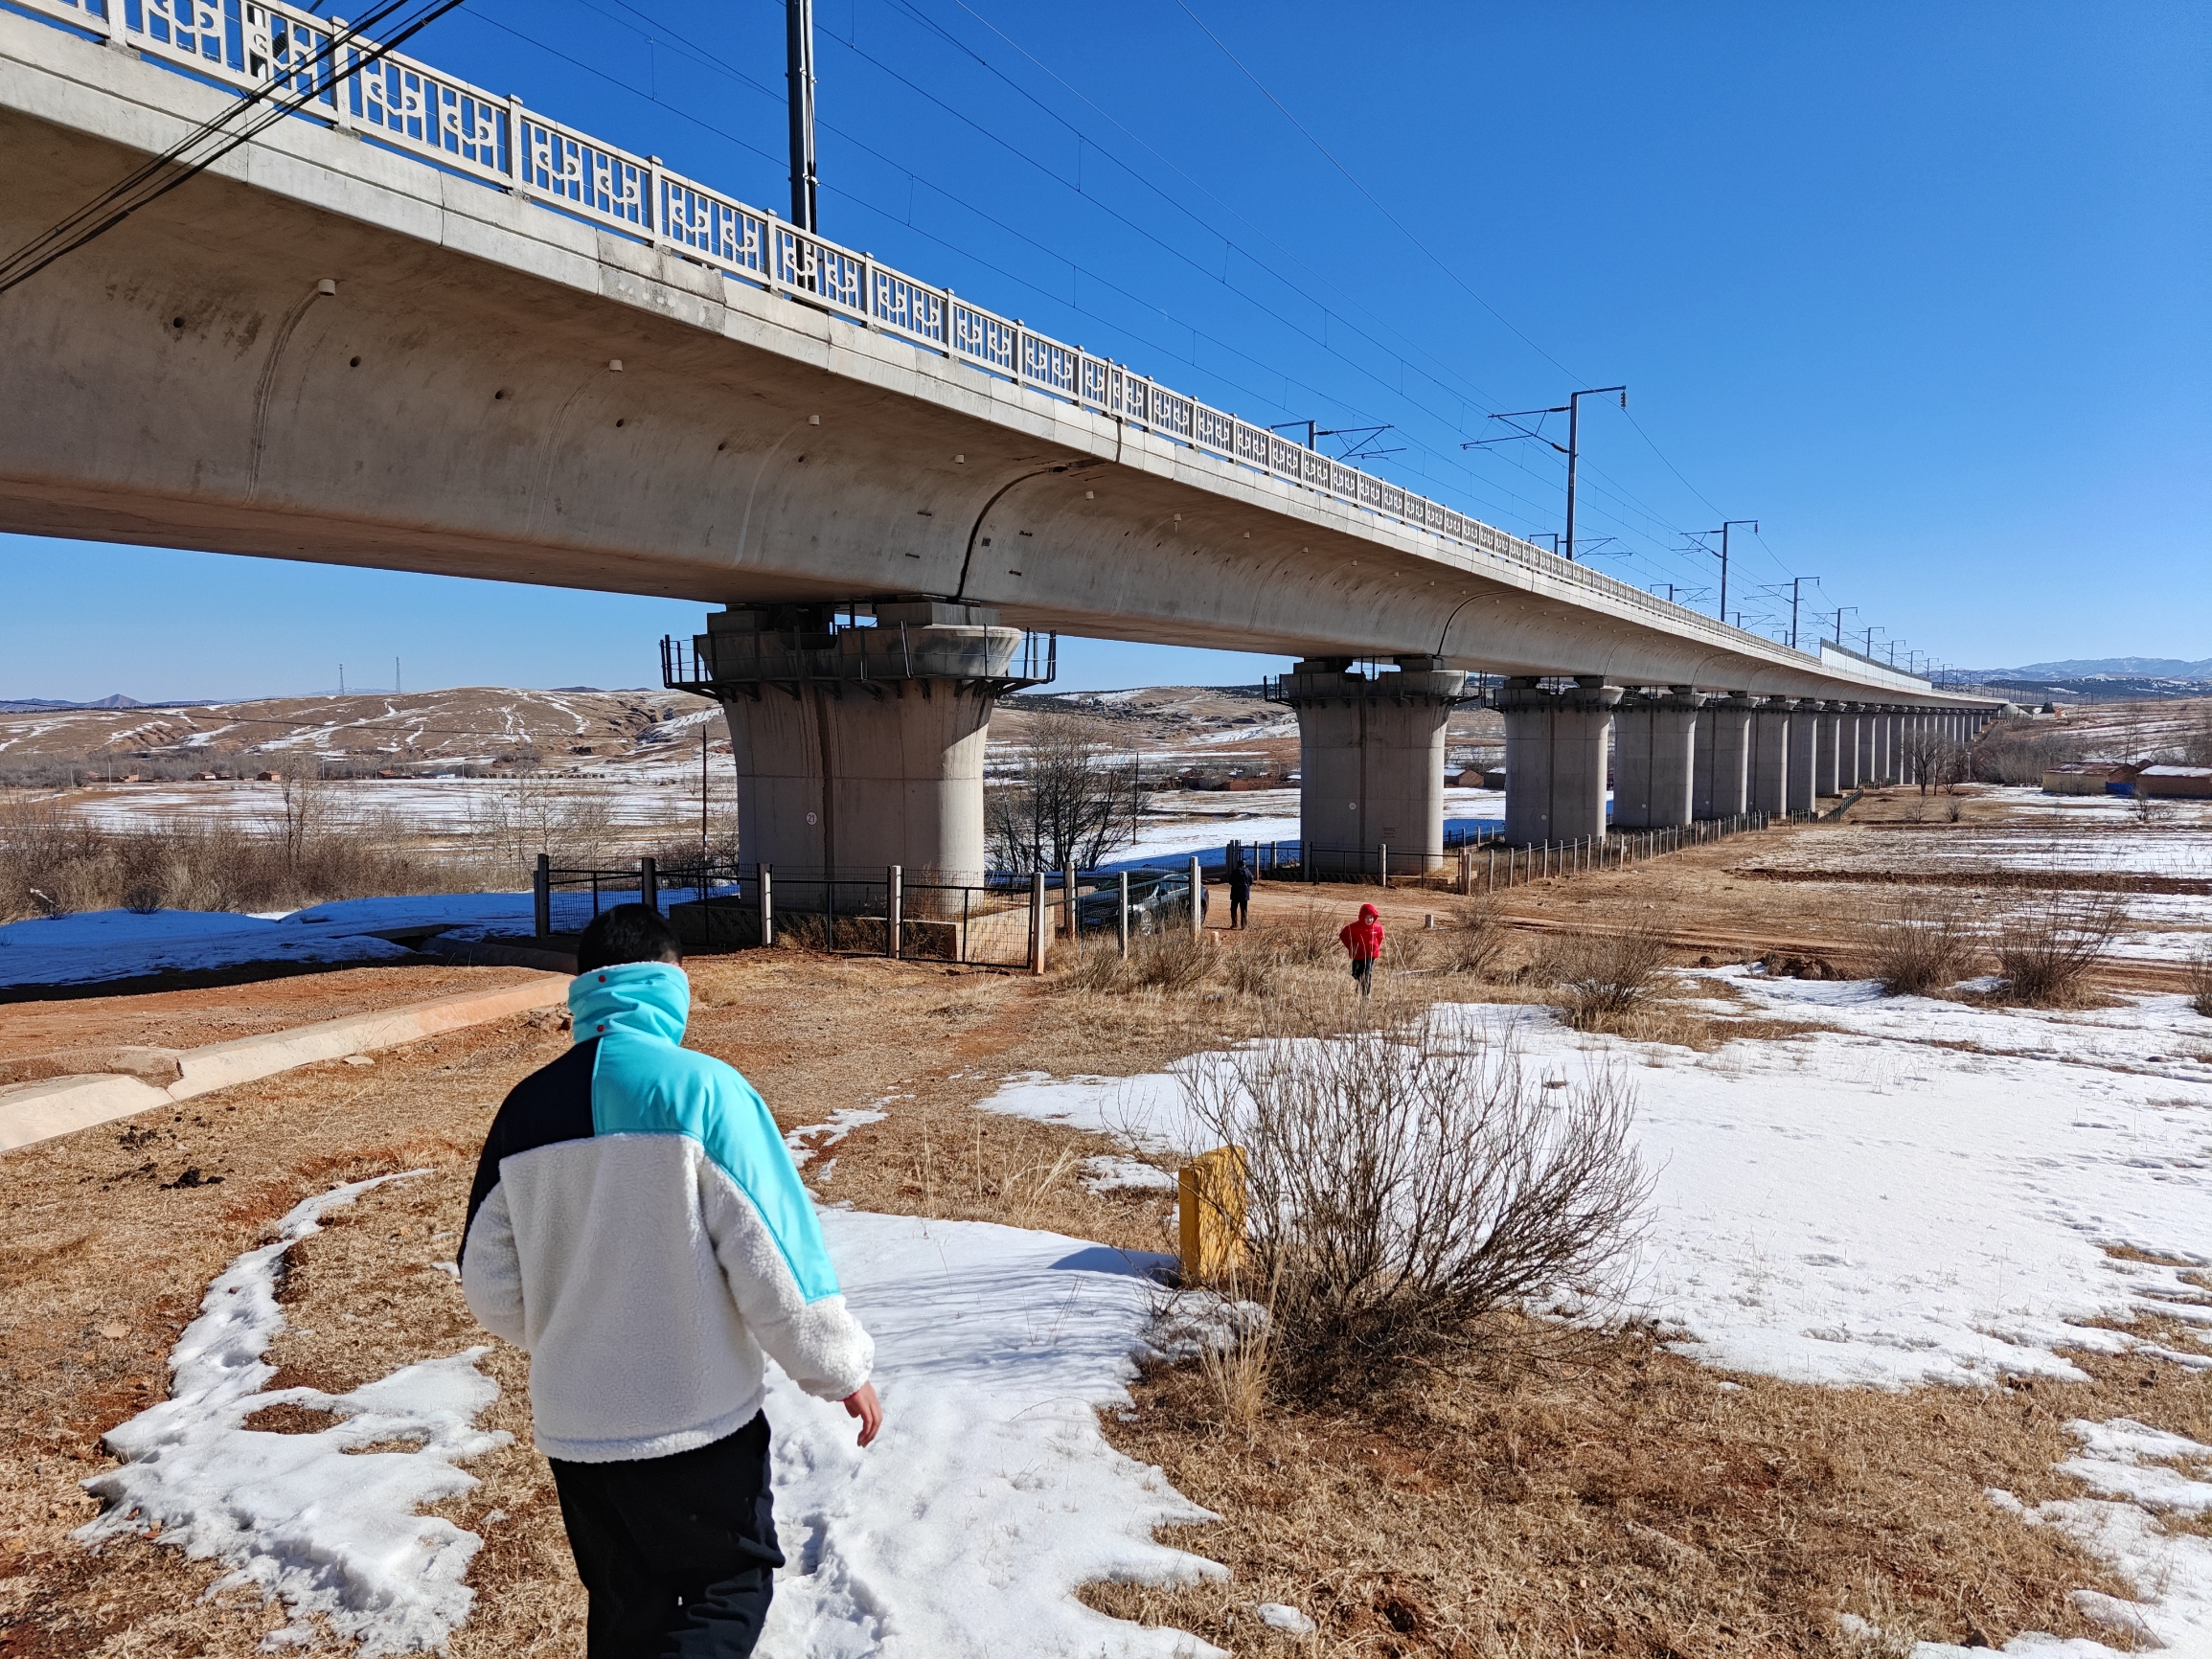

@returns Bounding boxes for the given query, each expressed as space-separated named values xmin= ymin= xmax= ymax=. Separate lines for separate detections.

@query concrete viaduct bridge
xmin=0 ymin=3 xmax=2004 ymax=885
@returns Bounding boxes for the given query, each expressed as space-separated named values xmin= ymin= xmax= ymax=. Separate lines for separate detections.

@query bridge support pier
xmin=673 ymin=602 xmax=1048 ymax=895
xmin=1694 ymin=693 xmax=1754 ymax=819
xmin=1875 ymin=709 xmax=1896 ymax=784
xmin=1813 ymin=705 xmax=1841 ymax=797
xmin=1790 ymin=702 xmax=1821 ymax=815
xmin=1612 ymin=689 xmax=1705 ymax=829
xmin=1499 ymin=677 xmax=1620 ymax=845
xmin=1279 ymin=657 xmax=1467 ymax=878
xmin=1750 ymin=699 xmax=1792 ymax=816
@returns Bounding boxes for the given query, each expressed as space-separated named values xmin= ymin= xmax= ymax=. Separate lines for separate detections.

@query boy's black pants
xmin=550 ymin=1412 xmax=784 ymax=1658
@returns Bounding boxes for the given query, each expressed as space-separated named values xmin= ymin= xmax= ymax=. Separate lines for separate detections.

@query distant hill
xmin=1965 ymin=658 xmax=2212 ymax=680
xmin=0 ymin=693 xmax=155 ymax=712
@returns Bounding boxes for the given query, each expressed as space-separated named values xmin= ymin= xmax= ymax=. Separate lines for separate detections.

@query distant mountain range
xmin=0 ymin=693 xmax=164 ymax=712
xmin=1963 ymin=658 xmax=2212 ymax=681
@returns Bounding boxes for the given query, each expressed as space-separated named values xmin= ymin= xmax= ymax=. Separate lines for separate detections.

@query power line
xmin=0 ymin=0 xmax=469 ymax=295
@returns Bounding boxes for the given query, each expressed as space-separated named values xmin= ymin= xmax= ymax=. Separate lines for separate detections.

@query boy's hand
xmin=842 ymin=1382 xmax=882 ymax=1448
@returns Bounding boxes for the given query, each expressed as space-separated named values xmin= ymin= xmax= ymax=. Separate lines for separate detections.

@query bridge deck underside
xmin=0 ymin=16 xmax=1989 ymax=709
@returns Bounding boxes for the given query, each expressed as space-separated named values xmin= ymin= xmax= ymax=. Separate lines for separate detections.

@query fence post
xmin=886 ymin=864 xmax=901 ymax=960
xmin=1189 ymin=854 xmax=1204 ymax=939
xmin=534 ymin=853 xmax=551 ymax=938
xmin=1379 ymin=843 xmax=1389 ymax=889
xmin=1303 ymin=838 xmax=1314 ymax=883
xmin=1117 ymin=870 xmax=1130 ymax=959
xmin=1030 ymin=871 xmax=1047 ymax=974
xmin=1064 ymin=864 xmax=1078 ymax=941
xmin=759 ymin=863 xmax=774 ymax=948
xmin=1488 ymin=846 xmax=1495 ymax=893
xmin=640 ymin=856 xmax=658 ymax=914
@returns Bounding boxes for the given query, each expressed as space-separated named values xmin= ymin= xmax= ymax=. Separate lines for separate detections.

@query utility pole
xmin=1786 ymin=576 xmax=1821 ymax=651
xmin=1463 ymin=384 xmax=1626 ymax=560
xmin=1575 ymin=389 xmax=1628 ymax=566
xmin=787 ymin=0 xmax=818 ymax=233
xmin=1268 ymin=418 xmax=1318 ymax=449
xmin=1831 ymin=606 xmax=1857 ymax=648
xmin=1702 ymin=520 xmax=1757 ymax=624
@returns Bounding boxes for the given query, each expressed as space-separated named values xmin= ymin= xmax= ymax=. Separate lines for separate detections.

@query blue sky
xmin=4 ymin=0 xmax=2204 ymax=699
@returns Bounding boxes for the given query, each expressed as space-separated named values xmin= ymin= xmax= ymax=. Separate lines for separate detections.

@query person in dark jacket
xmin=1226 ymin=853 xmax=1253 ymax=928
xmin=1339 ymin=900 xmax=1383 ymax=996
xmin=463 ymin=904 xmax=880 ymax=1658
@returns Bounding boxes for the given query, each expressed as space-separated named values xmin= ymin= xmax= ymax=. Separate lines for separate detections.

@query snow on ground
xmin=980 ymin=981 xmax=2212 ymax=1386
xmin=975 ymin=979 xmax=2212 ymax=1656
xmin=761 ymin=1208 xmax=1224 ymax=1657
xmin=79 ymin=1174 xmax=511 ymax=1656
xmin=80 ymin=1172 xmax=1223 ymax=1656
xmin=1110 ymin=786 xmax=1503 ymax=870
xmin=0 ymin=907 xmax=414 ymax=986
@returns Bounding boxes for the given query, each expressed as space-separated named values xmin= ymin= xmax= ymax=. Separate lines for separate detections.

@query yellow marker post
xmin=1178 ymin=1146 xmax=1247 ymax=1283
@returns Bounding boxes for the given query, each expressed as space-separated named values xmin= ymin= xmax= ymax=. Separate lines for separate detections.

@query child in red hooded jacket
xmin=1339 ymin=901 xmax=1383 ymax=997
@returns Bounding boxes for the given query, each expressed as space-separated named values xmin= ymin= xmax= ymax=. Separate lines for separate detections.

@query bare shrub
xmin=1867 ymin=893 xmax=1975 ymax=997
xmin=1381 ymin=925 xmax=1433 ymax=973
xmin=1129 ymin=928 xmax=1212 ymax=993
xmin=1444 ymin=897 xmax=1507 ymax=978
xmin=2190 ymin=948 xmax=2212 ymax=1019
xmin=1994 ymin=895 xmax=2127 ymax=1008
xmin=1057 ymin=940 xmax=1129 ymax=994
xmin=1222 ymin=939 xmax=1279 ymax=999
xmin=1180 ymin=1018 xmax=1650 ymax=1398
xmin=1535 ymin=920 xmax=1672 ymax=1032
xmin=1264 ymin=904 xmax=1338 ymax=967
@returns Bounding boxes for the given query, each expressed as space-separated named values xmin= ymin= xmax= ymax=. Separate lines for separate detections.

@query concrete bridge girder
xmin=0 ymin=16 xmax=2003 ymax=713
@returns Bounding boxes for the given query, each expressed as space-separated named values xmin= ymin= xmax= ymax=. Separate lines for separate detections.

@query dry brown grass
xmin=1087 ymin=1324 xmax=2205 ymax=1656
xmin=2192 ymin=948 xmax=2212 ymax=1020
xmin=0 ymin=797 xmax=470 ymax=924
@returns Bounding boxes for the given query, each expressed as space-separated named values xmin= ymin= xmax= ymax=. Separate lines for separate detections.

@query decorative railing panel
xmin=11 ymin=0 xmax=1838 ymax=670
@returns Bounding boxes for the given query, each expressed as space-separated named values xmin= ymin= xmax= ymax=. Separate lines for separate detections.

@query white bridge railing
xmin=19 ymin=0 xmax=1858 ymax=674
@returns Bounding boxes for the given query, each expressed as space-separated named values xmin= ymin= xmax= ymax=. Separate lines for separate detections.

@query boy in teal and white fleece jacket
xmin=462 ymin=904 xmax=878 ymax=1657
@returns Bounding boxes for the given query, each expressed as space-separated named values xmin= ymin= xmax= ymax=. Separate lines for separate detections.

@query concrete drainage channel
xmin=0 ymin=975 xmax=570 ymax=1153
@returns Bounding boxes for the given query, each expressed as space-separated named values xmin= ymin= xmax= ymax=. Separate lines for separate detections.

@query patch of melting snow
xmin=77 ymin=1173 xmax=511 ymax=1656
xmin=761 ymin=1205 xmax=1225 ymax=1657
xmin=1082 ymin=1154 xmax=1179 ymax=1194
xmin=1914 ymin=1418 xmax=2212 ymax=1655
xmin=786 ymin=1098 xmax=898 ymax=1168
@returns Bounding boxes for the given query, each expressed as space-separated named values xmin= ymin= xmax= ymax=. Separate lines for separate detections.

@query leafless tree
xmin=985 ymin=714 xmax=1146 ymax=873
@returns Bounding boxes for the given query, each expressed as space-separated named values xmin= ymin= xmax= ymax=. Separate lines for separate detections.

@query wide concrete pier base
xmin=1500 ymin=677 xmax=1621 ymax=845
xmin=679 ymin=602 xmax=1046 ymax=889
xmin=1750 ymin=700 xmax=1792 ymax=816
xmin=1790 ymin=702 xmax=1821 ymax=815
xmin=1694 ymin=693 xmax=1754 ymax=819
xmin=1612 ymin=689 xmax=1705 ymax=829
xmin=1279 ymin=657 xmax=1467 ymax=875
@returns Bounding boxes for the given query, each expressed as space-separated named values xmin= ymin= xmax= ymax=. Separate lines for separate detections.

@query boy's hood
xmin=1357 ymin=903 xmax=1380 ymax=920
xmin=569 ymin=961 xmax=690 ymax=1045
